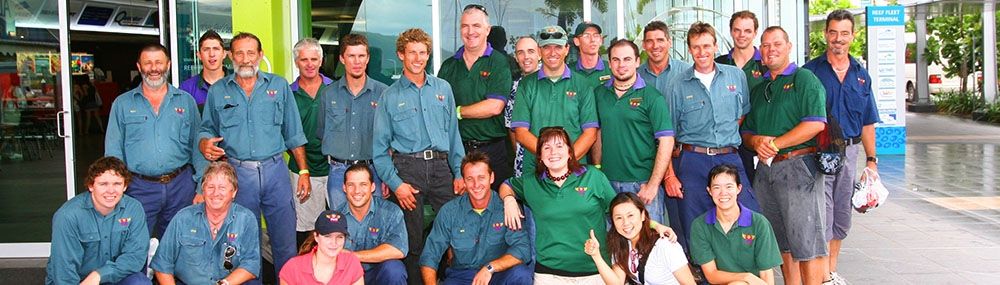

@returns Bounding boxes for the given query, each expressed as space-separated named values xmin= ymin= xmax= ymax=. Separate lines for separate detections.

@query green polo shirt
xmin=510 ymin=67 xmax=599 ymax=173
xmin=504 ymin=166 xmax=616 ymax=274
xmin=570 ymin=58 xmax=612 ymax=87
xmin=742 ymin=63 xmax=827 ymax=154
xmin=689 ymin=204 xmax=782 ymax=276
xmin=594 ymin=76 xmax=674 ymax=182
xmin=287 ymin=75 xmax=333 ymax=176
xmin=715 ymin=48 xmax=767 ymax=92
xmin=439 ymin=44 xmax=512 ymax=141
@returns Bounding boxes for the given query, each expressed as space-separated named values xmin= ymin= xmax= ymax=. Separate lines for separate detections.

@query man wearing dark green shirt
xmin=439 ymin=5 xmax=513 ymax=191
xmin=715 ymin=10 xmax=767 ymax=183
xmin=289 ymin=37 xmax=333 ymax=247
xmin=741 ymin=26 xmax=828 ymax=285
xmin=570 ymin=22 xmax=611 ymax=87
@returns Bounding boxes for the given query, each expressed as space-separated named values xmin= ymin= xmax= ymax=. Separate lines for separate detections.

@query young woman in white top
xmin=585 ymin=192 xmax=696 ymax=285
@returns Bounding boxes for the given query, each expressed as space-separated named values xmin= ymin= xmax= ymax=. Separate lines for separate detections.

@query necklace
xmin=613 ymin=79 xmax=635 ymax=92
xmin=832 ymin=63 xmax=849 ymax=73
xmin=548 ymin=170 xmax=571 ymax=182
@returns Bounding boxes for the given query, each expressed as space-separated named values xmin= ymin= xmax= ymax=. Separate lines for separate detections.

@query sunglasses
xmin=223 ymin=245 xmax=236 ymax=271
xmin=463 ymin=4 xmax=488 ymax=16
xmin=540 ymin=32 xmax=565 ymax=40
xmin=763 ymin=81 xmax=775 ymax=103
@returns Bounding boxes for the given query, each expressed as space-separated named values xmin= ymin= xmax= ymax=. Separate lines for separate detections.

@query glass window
xmin=627 ymin=0 xmax=753 ymax=62
xmin=176 ymin=0 xmax=234 ymax=82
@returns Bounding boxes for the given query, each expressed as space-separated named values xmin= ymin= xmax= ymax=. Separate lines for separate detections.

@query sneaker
xmin=831 ymin=271 xmax=848 ymax=285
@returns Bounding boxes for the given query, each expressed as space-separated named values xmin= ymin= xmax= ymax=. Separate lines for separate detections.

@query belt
xmin=463 ymin=137 xmax=505 ymax=149
xmin=398 ymin=150 xmax=449 ymax=160
xmin=772 ymin=147 xmax=817 ymax=164
xmin=328 ymin=155 xmax=373 ymax=166
xmin=133 ymin=164 xmax=190 ymax=184
xmin=228 ymin=154 xmax=284 ymax=168
xmin=842 ymin=136 xmax=861 ymax=145
xmin=680 ymin=144 xmax=738 ymax=156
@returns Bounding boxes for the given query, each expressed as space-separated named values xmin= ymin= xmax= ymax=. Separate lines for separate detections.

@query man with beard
xmin=742 ymin=26 xmax=828 ymax=285
xmin=320 ymin=33 xmax=388 ymax=211
xmin=510 ymin=25 xmax=599 ymax=175
xmin=180 ymin=30 xmax=227 ymax=109
xmin=373 ymin=28 xmax=466 ymax=285
xmin=663 ymin=22 xmax=760 ymax=252
xmin=802 ymin=10 xmax=880 ymax=285
xmin=716 ymin=11 xmax=767 ymax=182
xmin=199 ymin=32 xmax=309 ymax=275
xmin=592 ymin=39 xmax=674 ymax=225
xmin=504 ymin=36 xmax=541 ymax=178
xmin=570 ymin=22 xmax=611 ymax=87
xmin=438 ymin=4 xmax=513 ymax=191
xmin=419 ymin=151 xmax=532 ymax=285
xmin=288 ymin=37 xmax=333 ymax=247
xmin=337 ymin=165 xmax=408 ymax=285
xmin=46 ymin=157 xmax=150 ymax=285
xmin=105 ymin=43 xmax=204 ymax=238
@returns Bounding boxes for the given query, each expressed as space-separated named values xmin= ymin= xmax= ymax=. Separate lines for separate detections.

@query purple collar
xmin=575 ymin=57 xmax=606 ymax=71
xmin=762 ymin=63 xmax=798 ymax=79
xmin=290 ymin=74 xmax=333 ymax=92
xmin=452 ymin=43 xmax=495 ymax=59
xmin=704 ymin=203 xmax=753 ymax=227
xmin=727 ymin=47 xmax=762 ymax=61
xmin=603 ymin=74 xmax=647 ymax=90
xmin=539 ymin=166 xmax=588 ymax=181
xmin=537 ymin=65 xmax=573 ymax=80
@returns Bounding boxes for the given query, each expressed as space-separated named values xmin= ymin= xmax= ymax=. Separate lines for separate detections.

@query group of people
xmin=46 ymin=4 xmax=879 ymax=285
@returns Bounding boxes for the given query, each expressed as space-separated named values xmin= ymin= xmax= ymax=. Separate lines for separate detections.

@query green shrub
xmin=933 ymin=91 xmax=985 ymax=114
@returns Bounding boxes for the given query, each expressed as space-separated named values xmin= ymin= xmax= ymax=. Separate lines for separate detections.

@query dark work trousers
xmin=463 ymin=137 xmax=513 ymax=191
xmin=389 ymin=153 xmax=457 ymax=285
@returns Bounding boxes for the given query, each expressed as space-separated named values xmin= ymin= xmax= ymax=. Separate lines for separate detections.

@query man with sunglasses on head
xmin=570 ymin=22 xmax=611 ymax=87
xmin=510 ymin=25 xmax=599 ymax=175
xmin=438 ymin=4 xmax=513 ymax=191
xmin=741 ymin=26 xmax=828 ymax=285
xmin=152 ymin=161 xmax=261 ymax=285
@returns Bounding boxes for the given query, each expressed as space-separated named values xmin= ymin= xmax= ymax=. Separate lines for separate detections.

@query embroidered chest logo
xmin=629 ymin=98 xmax=642 ymax=109
xmin=436 ymin=94 xmax=445 ymax=102
xmin=742 ymin=233 xmax=756 ymax=245
xmin=118 ymin=217 xmax=131 ymax=227
xmin=782 ymin=83 xmax=794 ymax=91
xmin=599 ymin=75 xmax=611 ymax=82
xmin=175 ymin=107 xmax=185 ymax=115
xmin=481 ymin=71 xmax=491 ymax=78
xmin=751 ymin=69 xmax=762 ymax=79
xmin=727 ymin=84 xmax=737 ymax=92
xmin=369 ymin=227 xmax=380 ymax=237
xmin=266 ymin=89 xmax=278 ymax=98
xmin=566 ymin=91 xmax=577 ymax=98
xmin=371 ymin=101 xmax=378 ymax=109
xmin=492 ymin=223 xmax=504 ymax=231
xmin=326 ymin=213 xmax=342 ymax=222
xmin=228 ymin=233 xmax=238 ymax=243
xmin=857 ymin=77 xmax=866 ymax=86
xmin=575 ymin=186 xmax=588 ymax=196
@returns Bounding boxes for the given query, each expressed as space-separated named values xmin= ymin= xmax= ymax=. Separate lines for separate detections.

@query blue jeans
xmin=609 ymin=180 xmax=666 ymax=225
xmin=365 ymin=260 xmax=408 ymax=285
xmin=228 ymin=154 xmax=296 ymax=275
xmin=442 ymin=264 xmax=533 ymax=285
xmin=326 ymin=161 xmax=382 ymax=210
xmin=115 ymin=272 xmax=152 ymax=285
xmin=126 ymin=167 xmax=196 ymax=238
xmin=673 ymin=151 xmax=759 ymax=251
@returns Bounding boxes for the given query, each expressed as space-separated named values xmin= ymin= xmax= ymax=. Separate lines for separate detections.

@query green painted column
xmin=232 ymin=0 xmax=292 ymax=79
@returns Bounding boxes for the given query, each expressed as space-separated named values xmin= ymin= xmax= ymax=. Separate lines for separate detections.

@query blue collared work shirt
xmin=665 ymin=64 xmax=751 ymax=148
xmin=319 ymin=76 xmax=388 ymax=160
xmin=199 ymin=72 xmax=307 ymax=161
xmin=151 ymin=203 xmax=261 ymax=284
xmin=419 ymin=193 xmax=530 ymax=270
xmin=337 ymin=198 xmax=408 ymax=270
xmin=639 ymin=57 xmax=692 ymax=96
xmin=46 ymin=194 xmax=149 ymax=285
xmin=802 ymin=54 xmax=880 ymax=138
xmin=105 ymin=85 xmax=206 ymax=178
xmin=372 ymin=74 xmax=466 ymax=190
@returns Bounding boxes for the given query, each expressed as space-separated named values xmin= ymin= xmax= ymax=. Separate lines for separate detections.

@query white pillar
xmin=984 ymin=2 xmax=997 ymax=103
xmin=915 ymin=6 xmax=930 ymax=104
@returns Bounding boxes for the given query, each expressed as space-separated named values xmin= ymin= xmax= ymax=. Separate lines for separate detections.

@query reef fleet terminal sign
xmin=866 ymin=5 xmax=905 ymax=155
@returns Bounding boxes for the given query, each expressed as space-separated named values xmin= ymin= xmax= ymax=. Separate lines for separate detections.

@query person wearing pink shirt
xmin=279 ymin=210 xmax=364 ymax=285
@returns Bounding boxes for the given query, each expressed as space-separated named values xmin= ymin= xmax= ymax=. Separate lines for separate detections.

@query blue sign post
xmin=866 ymin=6 xmax=906 ymax=155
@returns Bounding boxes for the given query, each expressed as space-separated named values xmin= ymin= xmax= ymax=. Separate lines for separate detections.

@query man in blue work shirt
xmin=106 ymin=43 xmax=204 ymax=239
xmin=321 ymin=33 xmax=388 ymax=211
xmin=198 ymin=32 xmax=309 ymax=275
xmin=802 ymin=10 xmax=880 ymax=285
xmin=46 ymin=156 xmax=150 ymax=285
xmin=419 ymin=151 xmax=532 ymax=285
xmin=152 ymin=161 xmax=262 ymax=285
xmin=638 ymin=21 xmax=692 ymax=97
xmin=179 ymin=30 xmax=228 ymax=109
xmin=373 ymin=28 xmax=467 ymax=285
xmin=337 ymin=164 xmax=408 ymax=285
xmin=663 ymin=22 xmax=759 ymax=251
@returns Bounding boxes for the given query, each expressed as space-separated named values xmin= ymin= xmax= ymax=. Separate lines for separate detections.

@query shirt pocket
xmin=123 ymin=115 xmax=147 ymax=144
xmin=218 ymin=105 xmax=244 ymax=129
xmin=328 ymin=106 xmax=348 ymax=133
xmin=272 ymin=99 xmax=284 ymax=126
xmin=78 ymin=230 xmax=101 ymax=263
xmin=178 ymin=236 xmax=208 ymax=266
xmin=449 ymin=228 xmax=477 ymax=265
xmin=391 ymin=107 xmax=419 ymax=138
xmin=680 ymin=99 xmax=707 ymax=130
xmin=177 ymin=119 xmax=192 ymax=145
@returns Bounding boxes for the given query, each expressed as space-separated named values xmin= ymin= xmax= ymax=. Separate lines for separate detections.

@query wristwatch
xmin=866 ymin=156 xmax=878 ymax=164
xmin=486 ymin=264 xmax=496 ymax=273
xmin=216 ymin=279 xmax=230 ymax=285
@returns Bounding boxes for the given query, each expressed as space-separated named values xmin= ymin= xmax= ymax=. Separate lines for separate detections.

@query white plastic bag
xmin=852 ymin=168 xmax=887 ymax=213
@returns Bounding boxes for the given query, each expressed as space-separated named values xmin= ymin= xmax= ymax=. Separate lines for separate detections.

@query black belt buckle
xmin=422 ymin=150 xmax=434 ymax=160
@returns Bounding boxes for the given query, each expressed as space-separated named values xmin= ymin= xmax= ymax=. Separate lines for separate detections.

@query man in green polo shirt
xmin=690 ymin=164 xmax=782 ymax=285
xmin=570 ymin=22 xmax=611 ymax=87
xmin=741 ymin=26 xmax=828 ymax=285
xmin=716 ymin=10 xmax=767 ymax=183
xmin=439 ymin=4 xmax=513 ymax=191
xmin=510 ymin=25 xmax=599 ymax=174
xmin=288 ymin=37 xmax=332 ymax=247
xmin=592 ymin=39 xmax=674 ymax=224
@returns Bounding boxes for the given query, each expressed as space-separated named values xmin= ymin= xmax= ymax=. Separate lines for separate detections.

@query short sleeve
xmin=798 ymin=72 xmax=827 ymax=123
xmin=687 ymin=215 xmax=715 ymax=266
xmin=752 ymin=215 xmax=784 ymax=271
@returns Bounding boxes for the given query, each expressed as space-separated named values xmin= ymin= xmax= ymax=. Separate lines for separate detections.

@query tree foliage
xmin=808 ymin=0 xmax=865 ymax=59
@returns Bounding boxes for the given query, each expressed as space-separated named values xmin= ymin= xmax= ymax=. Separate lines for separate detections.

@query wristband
xmin=298 ymin=169 xmax=310 ymax=175
xmin=768 ymin=139 xmax=779 ymax=152
xmin=594 ymin=164 xmax=602 ymax=169
xmin=456 ymin=106 xmax=463 ymax=120
xmin=649 ymin=220 xmax=661 ymax=229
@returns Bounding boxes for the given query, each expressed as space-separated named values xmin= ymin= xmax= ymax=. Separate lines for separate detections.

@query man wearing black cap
xmin=570 ymin=22 xmax=611 ymax=87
